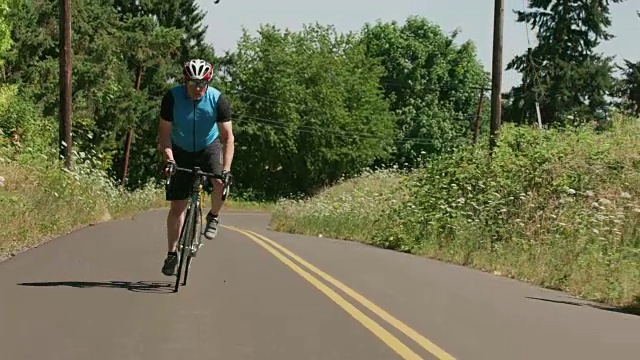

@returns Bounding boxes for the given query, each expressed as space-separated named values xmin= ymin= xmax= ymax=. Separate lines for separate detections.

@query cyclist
xmin=157 ymin=58 xmax=235 ymax=276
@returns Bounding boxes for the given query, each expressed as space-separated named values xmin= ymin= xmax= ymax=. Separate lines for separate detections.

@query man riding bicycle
xmin=157 ymin=59 xmax=235 ymax=276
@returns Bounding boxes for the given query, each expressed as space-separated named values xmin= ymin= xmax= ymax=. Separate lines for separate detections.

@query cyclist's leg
xmin=162 ymin=146 xmax=193 ymax=276
xmin=166 ymin=200 xmax=188 ymax=252
xmin=162 ymin=199 xmax=186 ymax=276
xmin=200 ymin=138 xmax=224 ymax=239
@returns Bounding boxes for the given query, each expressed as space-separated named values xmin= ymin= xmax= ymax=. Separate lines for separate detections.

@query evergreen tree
xmin=506 ymin=0 xmax=625 ymax=126
xmin=145 ymin=0 xmax=215 ymax=64
xmin=616 ymin=12 xmax=640 ymax=115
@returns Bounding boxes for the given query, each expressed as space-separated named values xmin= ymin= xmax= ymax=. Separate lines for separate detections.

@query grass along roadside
xmin=270 ymin=167 xmax=408 ymax=243
xmin=0 ymin=158 xmax=163 ymax=261
xmin=270 ymin=117 xmax=640 ymax=313
xmin=0 ymin=157 xmax=273 ymax=262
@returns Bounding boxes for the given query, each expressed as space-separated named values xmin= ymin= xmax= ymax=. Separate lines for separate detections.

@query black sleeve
xmin=216 ymin=94 xmax=232 ymax=123
xmin=160 ymin=90 xmax=174 ymax=122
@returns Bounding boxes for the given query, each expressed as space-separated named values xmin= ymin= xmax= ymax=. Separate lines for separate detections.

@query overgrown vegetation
xmin=0 ymin=0 xmax=265 ymax=259
xmin=0 ymin=1 xmax=496 ymax=256
xmin=0 ymin=154 xmax=165 ymax=261
xmin=270 ymin=0 xmax=640 ymax=311
xmin=0 ymin=82 xmax=165 ymax=260
xmin=271 ymin=115 xmax=640 ymax=309
xmin=221 ymin=19 xmax=490 ymax=198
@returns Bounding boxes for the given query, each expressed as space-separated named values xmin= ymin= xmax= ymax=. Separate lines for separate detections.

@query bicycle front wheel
xmin=174 ymin=202 xmax=196 ymax=292
xmin=182 ymin=202 xmax=202 ymax=286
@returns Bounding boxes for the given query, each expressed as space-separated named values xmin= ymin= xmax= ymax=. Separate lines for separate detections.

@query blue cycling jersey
xmin=165 ymin=85 xmax=222 ymax=152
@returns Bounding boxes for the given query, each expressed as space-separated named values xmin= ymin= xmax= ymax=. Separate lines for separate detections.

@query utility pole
xmin=121 ymin=66 xmax=143 ymax=189
xmin=59 ymin=0 xmax=72 ymax=168
xmin=489 ymin=0 xmax=503 ymax=154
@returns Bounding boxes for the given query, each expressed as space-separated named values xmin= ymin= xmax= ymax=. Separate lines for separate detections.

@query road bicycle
xmin=164 ymin=162 xmax=232 ymax=293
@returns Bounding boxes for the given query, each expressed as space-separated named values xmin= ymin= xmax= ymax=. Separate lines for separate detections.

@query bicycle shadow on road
xmin=16 ymin=280 xmax=174 ymax=294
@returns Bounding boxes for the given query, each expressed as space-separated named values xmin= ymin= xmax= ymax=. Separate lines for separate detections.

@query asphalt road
xmin=0 ymin=210 xmax=638 ymax=360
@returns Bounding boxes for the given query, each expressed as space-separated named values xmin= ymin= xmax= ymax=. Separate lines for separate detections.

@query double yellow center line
xmin=223 ymin=225 xmax=456 ymax=360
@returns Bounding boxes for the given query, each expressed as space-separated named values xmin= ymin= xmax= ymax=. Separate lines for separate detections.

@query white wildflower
xmin=598 ymin=198 xmax=612 ymax=206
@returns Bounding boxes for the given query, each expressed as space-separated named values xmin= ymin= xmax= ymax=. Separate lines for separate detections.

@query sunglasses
xmin=187 ymin=80 xmax=209 ymax=88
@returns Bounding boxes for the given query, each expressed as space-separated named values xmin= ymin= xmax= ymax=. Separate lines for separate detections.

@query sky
xmin=196 ymin=0 xmax=640 ymax=90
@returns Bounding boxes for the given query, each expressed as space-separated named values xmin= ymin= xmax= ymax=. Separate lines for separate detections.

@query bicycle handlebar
xmin=164 ymin=162 xmax=233 ymax=200
xmin=171 ymin=165 xmax=225 ymax=179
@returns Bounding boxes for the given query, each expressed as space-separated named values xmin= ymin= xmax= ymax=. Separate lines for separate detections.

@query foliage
xmin=0 ymin=0 xmax=14 ymax=67
xmin=0 ymin=150 xmax=166 ymax=261
xmin=1 ymin=1 xmax=638 ymax=200
xmin=0 ymin=85 xmax=57 ymax=158
xmin=616 ymin=58 xmax=640 ymax=115
xmin=3 ymin=0 xmax=493 ymax=199
xmin=0 ymin=0 xmax=210 ymax=187
xmin=505 ymin=0 xmax=626 ymax=126
xmin=218 ymin=23 xmax=397 ymax=199
xmin=0 ymin=84 xmax=166 ymax=260
xmin=358 ymin=16 xmax=490 ymax=166
xmin=271 ymin=114 xmax=640 ymax=308
xmin=271 ymin=166 xmax=410 ymax=241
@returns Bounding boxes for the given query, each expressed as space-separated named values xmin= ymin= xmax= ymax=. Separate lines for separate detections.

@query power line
xmin=226 ymin=88 xmax=482 ymax=125
xmin=234 ymin=113 xmax=438 ymax=145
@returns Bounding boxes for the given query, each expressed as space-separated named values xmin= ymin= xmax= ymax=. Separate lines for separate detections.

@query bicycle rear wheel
xmin=174 ymin=200 xmax=196 ymax=292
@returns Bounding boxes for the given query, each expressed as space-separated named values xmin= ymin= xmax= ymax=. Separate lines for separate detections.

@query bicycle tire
xmin=182 ymin=201 xmax=203 ymax=286
xmin=174 ymin=200 xmax=196 ymax=292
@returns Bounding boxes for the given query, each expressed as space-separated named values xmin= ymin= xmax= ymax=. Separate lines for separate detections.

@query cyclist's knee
xmin=169 ymin=200 xmax=187 ymax=216
xmin=211 ymin=179 xmax=224 ymax=192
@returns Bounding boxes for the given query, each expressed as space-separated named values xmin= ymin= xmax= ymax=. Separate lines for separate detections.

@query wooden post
xmin=489 ymin=0 xmax=504 ymax=155
xmin=121 ymin=65 xmax=143 ymax=189
xmin=59 ymin=0 xmax=72 ymax=168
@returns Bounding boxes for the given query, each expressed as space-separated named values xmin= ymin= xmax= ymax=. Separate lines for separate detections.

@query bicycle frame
xmin=164 ymin=164 xmax=232 ymax=292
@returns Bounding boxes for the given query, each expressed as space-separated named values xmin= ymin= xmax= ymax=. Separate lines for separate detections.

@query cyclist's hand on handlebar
xmin=212 ymin=170 xmax=232 ymax=186
xmin=164 ymin=160 xmax=176 ymax=177
xmin=221 ymin=169 xmax=232 ymax=185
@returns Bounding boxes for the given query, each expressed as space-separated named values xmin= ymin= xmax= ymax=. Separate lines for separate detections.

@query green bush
xmin=0 ymin=150 xmax=167 ymax=260
xmin=0 ymin=85 xmax=166 ymax=260
xmin=270 ymin=114 xmax=640 ymax=307
xmin=270 ymin=167 xmax=411 ymax=244
xmin=0 ymin=84 xmax=57 ymax=158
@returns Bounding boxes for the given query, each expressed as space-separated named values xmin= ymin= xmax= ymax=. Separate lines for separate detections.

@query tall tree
xmin=357 ymin=16 xmax=489 ymax=167
xmin=0 ymin=0 xmax=207 ymax=183
xmin=221 ymin=23 xmax=396 ymax=199
xmin=142 ymin=0 xmax=215 ymax=64
xmin=108 ymin=5 xmax=182 ymax=188
xmin=506 ymin=0 xmax=625 ymax=126
xmin=0 ymin=0 xmax=15 ymax=67
xmin=615 ymin=12 xmax=640 ymax=115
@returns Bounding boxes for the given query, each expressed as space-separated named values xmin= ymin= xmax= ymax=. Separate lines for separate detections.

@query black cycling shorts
xmin=166 ymin=138 xmax=223 ymax=201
